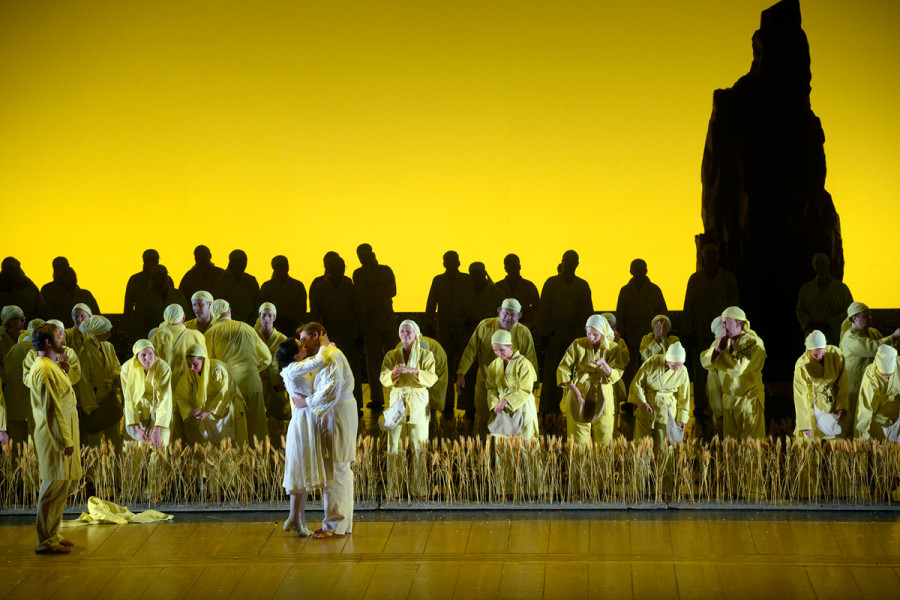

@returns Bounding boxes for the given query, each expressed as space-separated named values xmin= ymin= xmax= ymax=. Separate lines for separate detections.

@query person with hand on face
xmin=174 ymin=345 xmax=248 ymax=446
xmin=629 ymin=342 xmax=690 ymax=450
xmin=639 ymin=315 xmax=679 ymax=363
xmin=456 ymin=299 xmax=538 ymax=436
xmin=120 ymin=340 xmax=173 ymax=450
xmin=709 ymin=307 xmax=767 ymax=440
xmin=24 ymin=324 xmax=81 ymax=554
xmin=840 ymin=302 xmax=900 ymax=433
xmin=557 ymin=314 xmax=626 ymax=446
xmin=793 ymin=330 xmax=848 ymax=440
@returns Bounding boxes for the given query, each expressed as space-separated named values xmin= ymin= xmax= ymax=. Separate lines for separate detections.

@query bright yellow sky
xmin=1 ymin=0 xmax=897 ymax=312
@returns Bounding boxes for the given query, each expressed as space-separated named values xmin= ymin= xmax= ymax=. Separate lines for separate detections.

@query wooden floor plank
xmin=408 ymin=563 xmax=460 ymax=600
xmin=343 ymin=521 xmax=394 ymax=555
xmin=547 ymin=520 xmax=590 ymax=555
xmin=382 ymin=521 xmax=433 ymax=554
xmin=709 ymin=521 xmax=756 ymax=555
xmin=132 ymin=522 xmax=197 ymax=558
xmin=790 ymin=521 xmax=843 ymax=556
xmin=466 ymin=521 xmax=510 ymax=555
xmin=588 ymin=520 xmax=630 ymax=555
xmin=95 ymin=566 xmax=163 ymax=600
xmin=675 ymin=563 xmax=725 ymax=600
xmin=275 ymin=563 xmax=375 ymax=600
xmin=216 ymin=524 xmax=275 ymax=557
xmin=632 ymin=563 xmax=676 ymax=599
xmin=718 ymin=564 xmax=815 ymax=600
xmin=183 ymin=565 xmax=248 ymax=600
xmin=424 ymin=521 xmax=472 ymax=555
xmin=89 ymin=524 xmax=159 ymax=558
xmin=831 ymin=523 xmax=885 ymax=557
xmin=871 ymin=522 xmax=900 ymax=556
xmin=630 ymin=520 xmax=673 ymax=555
xmin=805 ymin=565 xmax=864 ymax=600
xmin=4 ymin=568 xmax=69 ymax=600
xmin=174 ymin=522 xmax=235 ymax=557
xmin=668 ymin=521 xmax=713 ymax=555
xmin=588 ymin=563 xmax=633 ymax=600
xmin=498 ymin=563 xmax=544 ymax=600
xmin=227 ymin=564 xmax=290 ymax=600
xmin=452 ymin=562 xmax=503 ymax=600
xmin=363 ymin=564 xmax=418 ymax=600
xmin=748 ymin=521 xmax=799 ymax=555
xmin=138 ymin=565 xmax=205 ymax=600
xmin=849 ymin=566 xmax=900 ymax=600
xmin=507 ymin=520 xmax=550 ymax=554
xmin=0 ymin=568 xmax=31 ymax=593
xmin=545 ymin=563 xmax=587 ymax=600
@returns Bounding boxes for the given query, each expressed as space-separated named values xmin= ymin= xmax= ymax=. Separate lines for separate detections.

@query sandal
xmin=36 ymin=545 xmax=70 ymax=554
xmin=58 ymin=539 xmax=75 ymax=547
xmin=311 ymin=530 xmax=342 ymax=539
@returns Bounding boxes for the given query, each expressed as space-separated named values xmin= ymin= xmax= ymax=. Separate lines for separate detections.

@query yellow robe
xmin=394 ymin=336 xmax=447 ymax=412
xmin=855 ymin=364 xmax=900 ymax=440
xmin=458 ymin=318 xmax=538 ymax=432
xmin=629 ymin=355 xmax=690 ymax=447
xmin=64 ymin=327 xmax=86 ymax=355
xmin=0 ymin=374 xmax=6 ymax=431
xmin=151 ymin=324 xmax=206 ymax=388
xmin=699 ymin=339 xmax=726 ymax=425
xmin=639 ymin=333 xmax=680 ymax=363
xmin=120 ymin=357 xmax=174 ymax=447
xmin=204 ymin=318 xmax=272 ymax=442
xmin=380 ymin=345 xmax=438 ymax=427
xmin=710 ymin=330 xmax=767 ymax=440
xmin=174 ymin=358 xmax=248 ymax=446
xmin=255 ymin=326 xmax=289 ymax=439
xmin=840 ymin=326 xmax=895 ymax=418
xmin=24 ymin=357 xmax=82 ymax=481
xmin=556 ymin=337 xmax=624 ymax=445
xmin=485 ymin=352 xmax=539 ymax=439
xmin=792 ymin=346 xmax=849 ymax=439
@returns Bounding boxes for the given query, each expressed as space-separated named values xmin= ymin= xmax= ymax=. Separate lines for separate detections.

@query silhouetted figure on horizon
xmin=214 ymin=249 xmax=261 ymax=325
xmin=796 ymin=252 xmax=852 ymax=346
xmin=39 ymin=257 xmax=71 ymax=318
xmin=260 ymin=255 xmax=307 ymax=337
xmin=308 ymin=251 xmax=339 ymax=312
xmin=425 ymin=250 xmax=470 ymax=417
xmin=616 ymin=259 xmax=667 ymax=391
xmin=538 ymin=250 xmax=593 ymax=414
xmin=353 ymin=244 xmax=397 ymax=409
xmin=179 ymin=245 xmax=225 ymax=302
xmin=497 ymin=254 xmax=540 ymax=331
xmin=0 ymin=257 xmax=44 ymax=320
xmin=309 ymin=254 xmax=364 ymax=408
xmin=124 ymin=249 xmax=173 ymax=338
xmin=42 ymin=267 xmax=100 ymax=326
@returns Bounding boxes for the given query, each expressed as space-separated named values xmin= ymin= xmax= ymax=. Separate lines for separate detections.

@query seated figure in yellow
xmin=557 ymin=314 xmax=625 ymax=446
xmin=380 ymin=320 xmax=438 ymax=451
xmin=840 ymin=302 xmax=900 ymax=435
xmin=639 ymin=314 xmax=679 ymax=363
xmin=485 ymin=329 xmax=539 ymax=440
xmin=78 ymin=315 xmax=123 ymax=449
xmin=629 ymin=342 xmax=690 ymax=449
xmin=174 ymin=344 xmax=248 ymax=447
xmin=120 ymin=340 xmax=173 ymax=449
xmin=793 ymin=330 xmax=849 ymax=440
xmin=855 ymin=345 xmax=900 ymax=440
xmin=255 ymin=302 xmax=289 ymax=447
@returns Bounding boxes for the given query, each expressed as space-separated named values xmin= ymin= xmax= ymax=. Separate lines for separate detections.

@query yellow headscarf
xmin=124 ymin=340 xmax=156 ymax=422
xmin=585 ymin=314 xmax=614 ymax=349
xmin=721 ymin=306 xmax=750 ymax=332
xmin=185 ymin=343 xmax=211 ymax=406
xmin=19 ymin=318 xmax=45 ymax=342
xmin=209 ymin=299 xmax=230 ymax=325
xmin=79 ymin=315 xmax=112 ymax=341
xmin=399 ymin=319 xmax=423 ymax=369
xmin=159 ymin=303 xmax=184 ymax=327
xmin=841 ymin=301 xmax=870 ymax=339
xmin=191 ymin=290 xmax=213 ymax=303
xmin=254 ymin=302 xmax=277 ymax=332
xmin=0 ymin=305 xmax=23 ymax=336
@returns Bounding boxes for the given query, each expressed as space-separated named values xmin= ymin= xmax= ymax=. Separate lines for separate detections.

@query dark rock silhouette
xmin=699 ymin=0 xmax=843 ymax=380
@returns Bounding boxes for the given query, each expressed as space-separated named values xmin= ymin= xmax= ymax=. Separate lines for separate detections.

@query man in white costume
xmin=284 ymin=321 xmax=358 ymax=538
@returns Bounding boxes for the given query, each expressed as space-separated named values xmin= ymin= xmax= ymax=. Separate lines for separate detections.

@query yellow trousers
xmin=36 ymin=480 xmax=72 ymax=552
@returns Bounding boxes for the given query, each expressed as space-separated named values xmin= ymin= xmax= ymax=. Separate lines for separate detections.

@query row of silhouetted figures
xmin=0 ymin=244 xmax=898 ymax=455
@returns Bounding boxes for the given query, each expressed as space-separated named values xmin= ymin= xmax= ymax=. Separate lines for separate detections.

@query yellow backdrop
xmin=1 ymin=0 xmax=897 ymax=312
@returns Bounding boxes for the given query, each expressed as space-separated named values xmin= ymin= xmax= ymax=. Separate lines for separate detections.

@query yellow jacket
xmin=380 ymin=345 xmax=438 ymax=424
xmin=24 ymin=357 xmax=82 ymax=481
xmin=628 ymin=354 xmax=691 ymax=427
xmin=80 ymin=339 xmax=121 ymax=411
xmin=855 ymin=364 xmax=900 ymax=440
xmin=485 ymin=352 xmax=538 ymax=438
xmin=120 ymin=356 xmax=174 ymax=446
xmin=792 ymin=346 xmax=848 ymax=436
xmin=458 ymin=318 xmax=538 ymax=376
xmin=174 ymin=358 xmax=242 ymax=422
xmin=204 ymin=318 xmax=272 ymax=397
xmin=556 ymin=337 xmax=624 ymax=417
xmin=841 ymin=326 xmax=895 ymax=396
xmin=710 ymin=331 xmax=766 ymax=406
xmin=639 ymin=333 xmax=680 ymax=363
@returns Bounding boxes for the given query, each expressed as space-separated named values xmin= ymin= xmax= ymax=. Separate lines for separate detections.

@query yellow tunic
xmin=557 ymin=337 xmax=625 ymax=445
xmin=151 ymin=324 xmax=206 ymax=388
xmin=792 ymin=346 xmax=849 ymax=438
xmin=629 ymin=355 xmax=691 ymax=438
xmin=120 ymin=357 xmax=174 ymax=447
xmin=841 ymin=326 xmax=894 ymax=399
xmin=174 ymin=358 xmax=248 ymax=446
xmin=485 ymin=352 xmax=539 ymax=439
xmin=710 ymin=330 xmax=767 ymax=440
xmin=855 ymin=365 xmax=900 ymax=440
xmin=64 ymin=327 xmax=86 ymax=355
xmin=183 ymin=317 xmax=214 ymax=334
xmin=255 ymin=326 xmax=289 ymax=422
xmin=380 ymin=345 xmax=438 ymax=425
xmin=204 ymin=318 xmax=272 ymax=442
xmin=422 ymin=336 xmax=448 ymax=412
xmin=80 ymin=339 xmax=122 ymax=407
xmin=0 ymin=374 xmax=6 ymax=431
xmin=24 ymin=357 xmax=82 ymax=481
xmin=639 ymin=334 xmax=680 ymax=363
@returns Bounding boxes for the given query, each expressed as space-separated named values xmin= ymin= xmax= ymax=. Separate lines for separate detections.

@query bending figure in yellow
xmin=557 ymin=314 xmax=625 ymax=446
xmin=855 ymin=345 xmax=900 ymax=441
xmin=204 ymin=299 xmax=272 ymax=444
xmin=175 ymin=344 xmax=248 ymax=447
xmin=456 ymin=298 xmax=538 ymax=436
xmin=485 ymin=329 xmax=539 ymax=440
xmin=24 ymin=324 xmax=82 ymax=554
xmin=629 ymin=342 xmax=690 ymax=450
xmin=793 ymin=330 xmax=848 ymax=440
xmin=708 ymin=306 xmax=766 ymax=440
xmin=78 ymin=315 xmax=123 ymax=450
xmin=639 ymin=314 xmax=679 ymax=363
xmin=120 ymin=340 xmax=173 ymax=449
xmin=255 ymin=302 xmax=289 ymax=447
xmin=840 ymin=302 xmax=900 ymax=435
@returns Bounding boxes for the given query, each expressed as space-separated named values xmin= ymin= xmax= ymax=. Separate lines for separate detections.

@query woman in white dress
xmin=276 ymin=338 xmax=327 ymax=537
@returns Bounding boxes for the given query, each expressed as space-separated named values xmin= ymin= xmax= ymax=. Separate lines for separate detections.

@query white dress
xmin=280 ymin=364 xmax=328 ymax=493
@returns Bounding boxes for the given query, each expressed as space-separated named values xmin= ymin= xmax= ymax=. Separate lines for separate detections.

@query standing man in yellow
xmin=456 ymin=299 xmax=538 ymax=436
xmin=709 ymin=306 xmax=767 ymax=440
xmin=204 ymin=299 xmax=272 ymax=443
xmin=25 ymin=324 xmax=81 ymax=554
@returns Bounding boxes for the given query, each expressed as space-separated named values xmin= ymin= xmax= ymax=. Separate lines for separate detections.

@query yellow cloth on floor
xmin=67 ymin=497 xmax=173 ymax=525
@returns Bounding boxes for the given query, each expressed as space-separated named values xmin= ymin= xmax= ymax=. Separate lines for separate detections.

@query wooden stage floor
xmin=1 ymin=511 xmax=899 ymax=599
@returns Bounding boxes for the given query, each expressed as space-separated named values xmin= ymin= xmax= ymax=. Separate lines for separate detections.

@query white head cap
xmin=500 ymin=298 xmax=522 ymax=313
xmin=665 ymin=342 xmax=686 ymax=363
xmin=875 ymin=345 xmax=897 ymax=375
xmin=805 ymin=330 xmax=827 ymax=350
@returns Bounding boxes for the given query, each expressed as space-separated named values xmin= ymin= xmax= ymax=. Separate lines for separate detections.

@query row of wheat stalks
xmin=0 ymin=436 xmax=897 ymax=508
